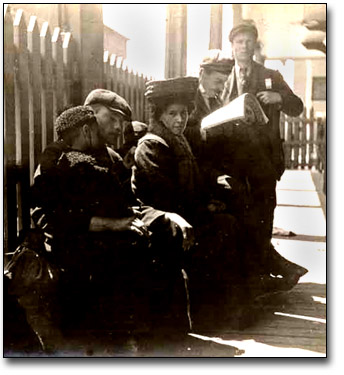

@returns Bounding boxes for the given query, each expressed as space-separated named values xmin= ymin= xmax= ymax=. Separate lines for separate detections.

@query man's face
xmin=200 ymin=70 xmax=228 ymax=98
xmin=231 ymin=31 xmax=256 ymax=64
xmin=78 ymin=121 xmax=105 ymax=152
xmin=93 ymin=105 xmax=127 ymax=146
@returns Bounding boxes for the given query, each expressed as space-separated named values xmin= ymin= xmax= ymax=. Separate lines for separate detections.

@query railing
xmin=280 ymin=108 xmax=326 ymax=172
xmin=102 ymin=52 xmax=150 ymax=148
xmin=103 ymin=51 xmax=149 ymax=124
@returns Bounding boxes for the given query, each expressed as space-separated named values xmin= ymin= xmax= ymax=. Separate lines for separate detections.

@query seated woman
xmin=131 ymin=77 xmax=246 ymax=324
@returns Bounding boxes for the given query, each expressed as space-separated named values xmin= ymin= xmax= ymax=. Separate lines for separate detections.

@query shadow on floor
xmin=192 ymin=282 xmax=326 ymax=356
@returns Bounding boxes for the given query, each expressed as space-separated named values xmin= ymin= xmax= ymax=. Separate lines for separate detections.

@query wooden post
xmin=111 ymin=54 xmax=118 ymax=93
xmin=308 ymin=108 xmax=315 ymax=169
xmin=322 ymin=118 xmax=326 ymax=194
xmin=165 ymin=4 xmax=187 ymax=78
xmin=123 ymin=62 xmax=130 ymax=102
xmin=281 ymin=113 xmax=289 ymax=169
xmin=27 ymin=16 xmax=42 ymax=182
xmin=300 ymin=109 xmax=308 ymax=168
xmin=103 ymin=50 xmax=112 ymax=91
xmin=40 ymin=21 xmax=54 ymax=148
xmin=232 ymin=4 xmax=243 ymax=27
xmin=62 ymin=31 xmax=74 ymax=105
xmin=64 ymin=4 xmax=104 ymax=101
xmin=52 ymin=26 xmax=64 ymax=127
xmin=13 ymin=8 xmax=31 ymax=237
xmin=117 ymin=56 xmax=124 ymax=98
xmin=4 ymin=5 xmax=17 ymax=253
xmin=209 ymin=4 xmax=223 ymax=50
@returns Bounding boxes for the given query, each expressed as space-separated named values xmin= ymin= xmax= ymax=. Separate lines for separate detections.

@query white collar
xmin=234 ymin=62 xmax=252 ymax=77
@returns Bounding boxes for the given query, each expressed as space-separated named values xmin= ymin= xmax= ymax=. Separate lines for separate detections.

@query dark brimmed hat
xmin=84 ymin=89 xmax=132 ymax=120
xmin=145 ymin=77 xmax=199 ymax=104
xmin=200 ymin=49 xmax=234 ymax=74
xmin=229 ymin=20 xmax=258 ymax=42
xmin=55 ymin=105 xmax=96 ymax=137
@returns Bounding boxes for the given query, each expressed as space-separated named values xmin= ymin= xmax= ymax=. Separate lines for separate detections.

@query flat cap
xmin=145 ymin=76 xmax=199 ymax=104
xmin=229 ymin=20 xmax=258 ymax=42
xmin=84 ymin=89 xmax=132 ymax=120
xmin=55 ymin=105 xmax=96 ymax=137
xmin=200 ymin=49 xmax=234 ymax=74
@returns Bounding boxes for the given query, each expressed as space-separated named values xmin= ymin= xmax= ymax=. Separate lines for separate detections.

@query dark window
xmin=312 ymin=77 xmax=326 ymax=101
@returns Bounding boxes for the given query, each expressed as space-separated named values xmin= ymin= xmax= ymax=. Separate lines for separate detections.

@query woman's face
xmin=159 ymin=103 xmax=188 ymax=136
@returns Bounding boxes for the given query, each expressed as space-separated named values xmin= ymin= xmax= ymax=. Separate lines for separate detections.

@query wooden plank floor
xmin=188 ymin=170 xmax=326 ymax=357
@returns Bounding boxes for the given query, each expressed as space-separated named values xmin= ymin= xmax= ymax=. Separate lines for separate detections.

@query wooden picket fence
xmin=103 ymin=51 xmax=149 ymax=127
xmin=3 ymin=6 xmax=150 ymax=254
xmin=280 ymin=108 xmax=326 ymax=172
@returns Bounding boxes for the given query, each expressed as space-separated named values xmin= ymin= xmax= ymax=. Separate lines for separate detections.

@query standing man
xmin=185 ymin=51 xmax=239 ymax=203
xmin=221 ymin=20 xmax=307 ymax=284
xmin=222 ymin=19 xmax=304 ymax=180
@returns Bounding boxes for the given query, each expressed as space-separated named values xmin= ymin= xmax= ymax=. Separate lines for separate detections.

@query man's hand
xmin=256 ymin=91 xmax=282 ymax=106
xmin=217 ymin=175 xmax=247 ymax=197
xmin=122 ymin=216 xmax=149 ymax=237
xmin=164 ymin=212 xmax=195 ymax=252
xmin=90 ymin=216 xmax=149 ymax=237
xmin=217 ymin=174 xmax=232 ymax=190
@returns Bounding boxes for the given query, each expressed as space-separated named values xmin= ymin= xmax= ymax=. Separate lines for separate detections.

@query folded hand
xmin=164 ymin=212 xmax=195 ymax=252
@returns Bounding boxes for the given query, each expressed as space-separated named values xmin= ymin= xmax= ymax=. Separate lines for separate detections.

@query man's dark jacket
xmin=222 ymin=61 xmax=303 ymax=180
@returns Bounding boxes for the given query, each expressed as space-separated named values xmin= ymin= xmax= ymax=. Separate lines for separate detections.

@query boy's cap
xmin=200 ymin=49 xmax=234 ymax=74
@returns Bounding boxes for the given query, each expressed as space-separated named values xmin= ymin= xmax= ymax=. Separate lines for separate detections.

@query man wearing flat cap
xmin=220 ymin=20 xmax=307 ymax=287
xmin=183 ymin=50 xmax=239 ymax=209
xmin=185 ymin=50 xmax=233 ymax=161
xmin=84 ymin=89 xmax=132 ymax=147
xmin=85 ymin=89 xmax=143 ymax=172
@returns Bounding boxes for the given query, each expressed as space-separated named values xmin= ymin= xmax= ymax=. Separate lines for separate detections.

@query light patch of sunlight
xmin=274 ymin=312 xmax=326 ymax=324
xmin=276 ymin=170 xmax=316 ymax=191
xmin=273 ymin=206 xmax=326 ymax=237
xmin=188 ymin=333 xmax=325 ymax=357
xmin=271 ymin=238 xmax=326 ymax=284
xmin=312 ymin=296 xmax=326 ymax=304
xmin=276 ymin=189 xmax=321 ymax=207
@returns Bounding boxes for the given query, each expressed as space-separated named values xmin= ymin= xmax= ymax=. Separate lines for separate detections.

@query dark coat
xmin=222 ymin=61 xmax=304 ymax=180
xmin=184 ymin=89 xmax=222 ymax=161
xmin=132 ymin=121 xmax=242 ymax=286
xmin=132 ymin=121 xmax=205 ymax=224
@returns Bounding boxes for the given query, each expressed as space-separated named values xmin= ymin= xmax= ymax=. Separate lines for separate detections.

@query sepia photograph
xmin=3 ymin=3 xmax=326 ymax=359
